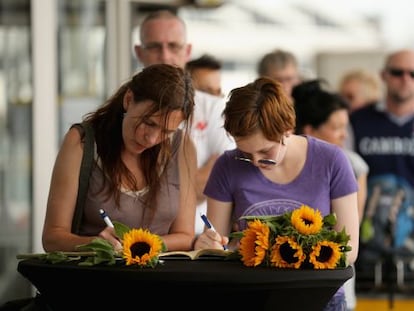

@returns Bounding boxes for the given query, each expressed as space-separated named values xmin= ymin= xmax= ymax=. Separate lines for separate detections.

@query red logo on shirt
xmin=195 ymin=121 xmax=207 ymax=130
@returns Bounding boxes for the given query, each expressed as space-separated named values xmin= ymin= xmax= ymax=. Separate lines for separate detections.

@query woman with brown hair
xmin=42 ymin=64 xmax=197 ymax=253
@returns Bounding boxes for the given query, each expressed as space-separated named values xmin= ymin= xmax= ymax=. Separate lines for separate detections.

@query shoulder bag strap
xmin=71 ymin=122 xmax=95 ymax=234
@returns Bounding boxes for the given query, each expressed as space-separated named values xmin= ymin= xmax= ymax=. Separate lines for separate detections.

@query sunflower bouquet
xmin=17 ymin=221 xmax=166 ymax=268
xmin=234 ymin=205 xmax=351 ymax=269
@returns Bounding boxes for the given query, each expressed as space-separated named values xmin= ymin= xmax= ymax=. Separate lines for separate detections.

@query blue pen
xmin=99 ymin=208 xmax=114 ymax=228
xmin=200 ymin=214 xmax=228 ymax=250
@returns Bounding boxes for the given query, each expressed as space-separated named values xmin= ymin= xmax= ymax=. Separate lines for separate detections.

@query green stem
xmin=16 ymin=251 xmax=97 ymax=259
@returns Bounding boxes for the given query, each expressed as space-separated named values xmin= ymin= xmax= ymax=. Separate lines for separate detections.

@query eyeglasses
xmin=234 ymin=138 xmax=284 ymax=166
xmin=141 ymin=42 xmax=185 ymax=54
xmin=387 ymin=68 xmax=414 ymax=78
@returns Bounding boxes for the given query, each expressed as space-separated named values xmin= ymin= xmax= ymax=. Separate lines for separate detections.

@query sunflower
xmin=291 ymin=205 xmax=323 ymax=235
xmin=236 ymin=205 xmax=350 ymax=270
xmin=309 ymin=240 xmax=342 ymax=269
xmin=239 ymin=219 xmax=270 ymax=267
xmin=123 ymin=228 xmax=164 ymax=267
xmin=270 ymin=235 xmax=306 ymax=269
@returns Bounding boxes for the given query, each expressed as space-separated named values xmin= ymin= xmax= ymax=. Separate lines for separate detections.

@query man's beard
xmin=390 ymin=90 xmax=414 ymax=105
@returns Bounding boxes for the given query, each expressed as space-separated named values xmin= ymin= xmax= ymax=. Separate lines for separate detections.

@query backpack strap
xmin=71 ymin=122 xmax=95 ymax=234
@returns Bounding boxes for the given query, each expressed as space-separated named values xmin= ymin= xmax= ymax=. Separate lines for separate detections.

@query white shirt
xmin=191 ymin=90 xmax=236 ymax=234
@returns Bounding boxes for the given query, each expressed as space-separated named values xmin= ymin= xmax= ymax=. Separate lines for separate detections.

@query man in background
xmin=350 ymin=49 xmax=414 ymax=292
xmin=338 ymin=68 xmax=381 ymax=113
xmin=186 ymin=54 xmax=223 ymax=97
xmin=257 ymin=49 xmax=302 ymax=100
xmin=135 ymin=10 xmax=235 ymax=235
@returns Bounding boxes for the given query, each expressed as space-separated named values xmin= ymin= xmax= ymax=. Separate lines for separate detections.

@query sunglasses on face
xmin=234 ymin=138 xmax=284 ymax=166
xmin=387 ymin=67 xmax=414 ymax=78
xmin=234 ymin=156 xmax=277 ymax=165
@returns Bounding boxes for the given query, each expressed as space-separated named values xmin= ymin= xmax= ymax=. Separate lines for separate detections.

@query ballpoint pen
xmin=99 ymin=208 xmax=114 ymax=228
xmin=200 ymin=214 xmax=228 ymax=250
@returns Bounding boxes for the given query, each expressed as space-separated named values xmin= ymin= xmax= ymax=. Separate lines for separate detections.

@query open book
xmin=159 ymin=249 xmax=234 ymax=260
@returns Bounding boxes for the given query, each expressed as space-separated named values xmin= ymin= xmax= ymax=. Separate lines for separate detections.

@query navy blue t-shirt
xmin=351 ymin=103 xmax=414 ymax=249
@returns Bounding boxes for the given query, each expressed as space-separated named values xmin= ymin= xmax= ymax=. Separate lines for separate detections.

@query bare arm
xmin=42 ymin=127 xmax=119 ymax=252
xmin=331 ymin=192 xmax=360 ymax=265
xmin=161 ymin=132 xmax=197 ymax=251
xmin=356 ymin=173 xmax=368 ymax=222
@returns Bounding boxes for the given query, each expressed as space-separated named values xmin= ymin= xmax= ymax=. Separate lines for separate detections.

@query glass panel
xmin=57 ymin=0 xmax=106 ymax=141
xmin=0 ymin=0 xmax=32 ymax=303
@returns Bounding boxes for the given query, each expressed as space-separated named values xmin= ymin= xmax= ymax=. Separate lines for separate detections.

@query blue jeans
xmin=323 ymin=291 xmax=347 ymax=311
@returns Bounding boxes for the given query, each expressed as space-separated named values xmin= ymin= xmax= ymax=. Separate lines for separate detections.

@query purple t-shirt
xmin=204 ymin=136 xmax=357 ymax=301
xmin=204 ymin=135 xmax=358 ymax=228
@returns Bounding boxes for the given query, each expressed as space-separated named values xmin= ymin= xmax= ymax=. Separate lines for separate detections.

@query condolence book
xmin=159 ymin=249 xmax=234 ymax=260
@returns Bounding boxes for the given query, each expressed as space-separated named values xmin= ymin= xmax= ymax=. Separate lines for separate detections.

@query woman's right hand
xmin=99 ymin=227 xmax=123 ymax=252
xmin=193 ymin=229 xmax=229 ymax=250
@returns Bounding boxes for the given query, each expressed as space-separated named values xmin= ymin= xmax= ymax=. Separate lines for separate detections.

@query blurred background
xmin=0 ymin=0 xmax=413 ymax=306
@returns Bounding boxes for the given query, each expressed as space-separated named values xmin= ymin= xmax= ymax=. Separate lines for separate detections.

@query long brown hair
xmin=84 ymin=64 xmax=194 ymax=211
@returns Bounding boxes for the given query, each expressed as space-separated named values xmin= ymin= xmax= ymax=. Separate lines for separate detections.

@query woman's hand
xmin=193 ymin=229 xmax=229 ymax=250
xmin=99 ymin=227 xmax=123 ymax=252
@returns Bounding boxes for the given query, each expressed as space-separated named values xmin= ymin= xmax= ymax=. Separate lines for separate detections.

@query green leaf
xmin=74 ymin=238 xmax=118 ymax=266
xmin=113 ymin=221 xmax=131 ymax=240
xmin=336 ymin=228 xmax=351 ymax=244
xmin=160 ymin=241 xmax=167 ymax=253
xmin=76 ymin=238 xmax=114 ymax=253
xmin=45 ymin=252 xmax=70 ymax=264
xmin=78 ymin=257 xmax=96 ymax=266
xmin=229 ymin=231 xmax=244 ymax=239
xmin=93 ymin=253 xmax=115 ymax=265
xmin=323 ymin=213 xmax=337 ymax=227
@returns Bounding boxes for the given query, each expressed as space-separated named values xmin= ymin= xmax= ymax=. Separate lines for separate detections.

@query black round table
xmin=17 ymin=258 xmax=353 ymax=310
